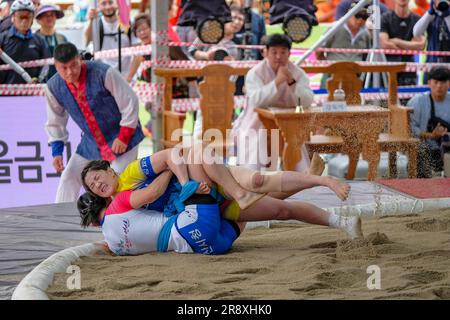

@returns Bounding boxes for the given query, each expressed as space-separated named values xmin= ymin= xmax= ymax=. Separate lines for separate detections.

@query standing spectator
xmin=408 ymin=67 xmax=450 ymax=178
xmin=35 ymin=4 xmax=67 ymax=78
xmin=126 ymin=13 xmax=189 ymax=136
xmin=0 ymin=0 xmax=50 ymax=84
xmin=84 ymin=0 xmax=135 ymax=77
xmin=317 ymin=1 xmax=371 ymax=88
xmin=380 ymin=0 xmax=425 ymax=86
xmin=413 ymin=0 xmax=450 ymax=66
xmin=45 ymin=42 xmax=144 ymax=202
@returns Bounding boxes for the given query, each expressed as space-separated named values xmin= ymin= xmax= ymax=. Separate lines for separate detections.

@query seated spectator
xmin=35 ymin=4 xmax=67 ymax=78
xmin=231 ymin=2 xmax=266 ymax=61
xmin=317 ymin=1 xmax=371 ymax=88
xmin=232 ymin=34 xmax=319 ymax=172
xmin=188 ymin=6 xmax=243 ymax=62
xmin=0 ymin=0 xmax=50 ymax=84
xmin=413 ymin=0 xmax=450 ymax=66
xmin=408 ymin=67 xmax=450 ymax=178
xmin=380 ymin=0 xmax=425 ymax=86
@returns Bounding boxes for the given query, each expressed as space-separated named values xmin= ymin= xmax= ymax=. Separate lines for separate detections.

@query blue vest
xmin=47 ymin=61 xmax=144 ymax=160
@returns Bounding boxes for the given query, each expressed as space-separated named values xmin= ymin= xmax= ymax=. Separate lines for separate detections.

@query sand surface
xmin=47 ymin=209 xmax=450 ymax=300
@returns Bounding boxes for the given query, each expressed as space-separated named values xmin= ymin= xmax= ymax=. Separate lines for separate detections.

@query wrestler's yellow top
xmin=116 ymin=159 xmax=147 ymax=193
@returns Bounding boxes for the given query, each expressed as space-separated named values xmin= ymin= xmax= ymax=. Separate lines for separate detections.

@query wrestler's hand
xmin=195 ymin=181 xmax=211 ymax=194
xmin=52 ymin=156 xmax=65 ymax=173
xmin=111 ymin=138 xmax=128 ymax=154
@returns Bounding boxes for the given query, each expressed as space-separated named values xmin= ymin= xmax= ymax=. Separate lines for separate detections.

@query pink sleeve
xmin=105 ymin=190 xmax=133 ymax=215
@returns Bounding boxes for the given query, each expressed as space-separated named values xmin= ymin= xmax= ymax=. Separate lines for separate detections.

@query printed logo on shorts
xmin=177 ymin=207 xmax=198 ymax=228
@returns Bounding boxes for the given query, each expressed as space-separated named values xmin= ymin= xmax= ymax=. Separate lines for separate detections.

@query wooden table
xmin=255 ymin=106 xmax=390 ymax=180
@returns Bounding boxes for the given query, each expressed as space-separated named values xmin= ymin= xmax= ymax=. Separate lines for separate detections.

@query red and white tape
xmin=3 ymin=38 xmax=450 ymax=71
xmin=0 ymin=83 xmax=47 ymax=96
xmin=0 ymin=82 xmax=163 ymax=98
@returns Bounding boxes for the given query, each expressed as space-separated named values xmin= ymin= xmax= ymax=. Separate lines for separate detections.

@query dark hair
xmin=349 ymin=1 xmax=370 ymax=19
xmin=429 ymin=67 xmax=450 ymax=82
xmin=81 ymin=160 xmax=111 ymax=193
xmin=266 ymin=34 xmax=292 ymax=50
xmin=54 ymin=42 xmax=79 ymax=63
xmin=230 ymin=4 xmax=245 ymax=16
xmin=133 ymin=13 xmax=151 ymax=36
xmin=260 ymin=35 xmax=269 ymax=46
xmin=77 ymin=192 xmax=107 ymax=228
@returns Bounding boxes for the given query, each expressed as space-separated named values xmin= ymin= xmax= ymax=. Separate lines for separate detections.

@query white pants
xmin=55 ymin=145 xmax=139 ymax=203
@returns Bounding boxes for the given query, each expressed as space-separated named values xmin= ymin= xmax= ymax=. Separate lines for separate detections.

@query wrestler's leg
xmin=238 ymin=196 xmax=363 ymax=240
xmin=228 ymin=166 xmax=350 ymax=201
xmin=148 ymin=148 xmax=190 ymax=185
xmin=184 ymin=148 xmax=265 ymax=209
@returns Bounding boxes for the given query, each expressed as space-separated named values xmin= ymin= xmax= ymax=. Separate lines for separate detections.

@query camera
xmin=212 ymin=48 xmax=230 ymax=61
xmin=79 ymin=50 xmax=93 ymax=61
xmin=437 ymin=0 xmax=450 ymax=12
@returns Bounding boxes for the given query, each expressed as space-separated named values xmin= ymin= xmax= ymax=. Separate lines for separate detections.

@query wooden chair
xmin=155 ymin=64 xmax=249 ymax=152
xmin=197 ymin=64 xmax=236 ymax=155
xmin=304 ymin=61 xmax=419 ymax=179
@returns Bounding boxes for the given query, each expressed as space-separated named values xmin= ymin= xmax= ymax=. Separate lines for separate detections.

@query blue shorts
xmin=176 ymin=203 xmax=239 ymax=255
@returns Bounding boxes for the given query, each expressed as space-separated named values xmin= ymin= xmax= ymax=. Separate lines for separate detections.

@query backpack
xmin=98 ymin=18 xmax=132 ymax=50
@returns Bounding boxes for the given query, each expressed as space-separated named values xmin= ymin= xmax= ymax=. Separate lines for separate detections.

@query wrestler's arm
xmin=129 ymin=170 xmax=174 ymax=209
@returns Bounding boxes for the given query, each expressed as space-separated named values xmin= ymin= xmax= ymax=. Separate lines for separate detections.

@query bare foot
xmin=309 ymin=153 xmax=325 ymax=176
xmin=325 ymin=177 xmax=350 ymax=201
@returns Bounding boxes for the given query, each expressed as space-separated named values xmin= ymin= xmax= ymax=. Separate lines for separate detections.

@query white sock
xmin=328 ymin=212 xmax=363 ymax=240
